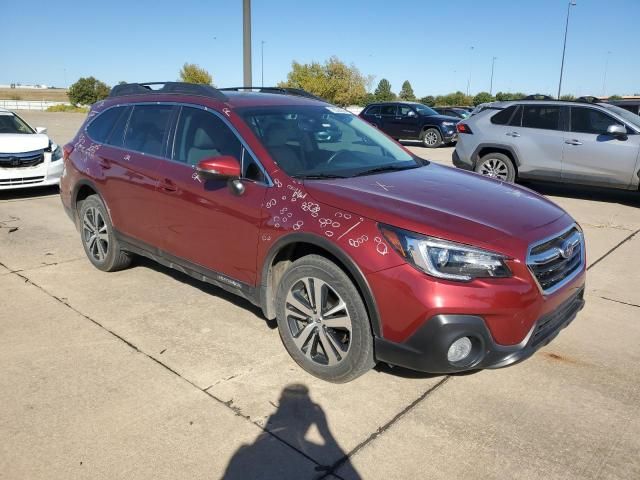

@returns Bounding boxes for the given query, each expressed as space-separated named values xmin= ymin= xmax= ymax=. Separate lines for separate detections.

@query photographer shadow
xmin=221 ymin=383 xmax=360 ymax=480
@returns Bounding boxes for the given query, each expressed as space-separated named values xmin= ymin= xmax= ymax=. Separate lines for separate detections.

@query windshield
xmin=0 ymin=113 xmax=34 ymax=134
xmin=413 ymin=104 xmax=438 ymax=116
xmin=238 ymin=105 xmax=422 ymax=178
xmin=604 ymin=105 xmax=640 ymax=130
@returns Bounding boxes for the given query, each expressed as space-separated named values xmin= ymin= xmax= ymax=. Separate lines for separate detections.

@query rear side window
xmin=571 ymin=107 xmax=621 ymax=135
xmin=522 ymin=105 xmax=561 ymax=130
xmin=491 ymin=105 xmax=518 ymax=125
xmin=123 ymin=105 xmax=175 ymax=157
xmin=87 ymin=107 xmax=128 ymax=143
xmin=365 ymin=106 xmax=380 ymax=115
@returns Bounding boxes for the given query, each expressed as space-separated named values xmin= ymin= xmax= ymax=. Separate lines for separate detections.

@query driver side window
xmin=173 ymin=107 xmax=264 ymax=182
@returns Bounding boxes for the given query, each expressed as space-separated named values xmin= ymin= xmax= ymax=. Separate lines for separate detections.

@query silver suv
xmin=453 ymin=99 xmax=640 ymax=190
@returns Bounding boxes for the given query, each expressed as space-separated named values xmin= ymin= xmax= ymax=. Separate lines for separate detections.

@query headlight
xmin=51 ymin=144 xmax=62 ymax=162
xmin=442 ymin=122 xmax=456 ymax=127
xmin=380 ymin=225 xmax=511 ymax=281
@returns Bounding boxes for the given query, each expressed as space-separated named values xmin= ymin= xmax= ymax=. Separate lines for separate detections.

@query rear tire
xmin=422 ymin=128 xmax=442 ymax=148
xmin=475 ymin=153 xmax=516 ymax=183
xmin=275 ymin=254 xmax=375 ymax=383
xmin=79 ymin=195 xmax=132 ymax=272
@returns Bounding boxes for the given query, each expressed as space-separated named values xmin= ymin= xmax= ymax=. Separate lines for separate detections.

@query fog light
xmin=447 ymin=337 xmax=472 ymax=364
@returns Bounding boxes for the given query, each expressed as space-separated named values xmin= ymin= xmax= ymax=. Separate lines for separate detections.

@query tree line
xmin=66 ymin=58 xmax=624 ymax=107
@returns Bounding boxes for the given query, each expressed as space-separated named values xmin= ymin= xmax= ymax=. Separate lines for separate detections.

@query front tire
xmin=79 ymin=195 xmax=132 ymax=272
xmin=275 ymin=255 xmax=375 ymax=383
xmin=422 ymin=128 xmax=442 ymax=148
xmin=475 ymin=153 xmax=516 ymax=182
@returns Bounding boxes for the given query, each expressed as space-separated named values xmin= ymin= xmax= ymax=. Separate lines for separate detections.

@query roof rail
xmin=576 ymin=95 xmax=601 ymax=104
xmin=219 ymin=86 xmax=326 ymax=102
xmin=523 ymin=94 xmax=555 ymax=100
xmin=108 ymin=82 xmax=227 ymax=101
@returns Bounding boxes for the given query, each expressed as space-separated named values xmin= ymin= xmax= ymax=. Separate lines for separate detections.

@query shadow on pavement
xmin=0 ymin=185 xmax=59 ymax=201
xmin=221 ymin=383 xmax=361 ymax=480
xmin=520 ymin=181 xmax=640 ymax=208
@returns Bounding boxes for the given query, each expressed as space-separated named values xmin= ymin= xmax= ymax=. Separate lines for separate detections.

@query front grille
xmin=530 ymin=288 xmax=584 ymax=347
xmin=0 ymin=176 xmax=45 ymax=186
xmin=0 ymin=150 xmax=45 ymax=169
xmin=527 ymin=226 xmax=584 ymax=294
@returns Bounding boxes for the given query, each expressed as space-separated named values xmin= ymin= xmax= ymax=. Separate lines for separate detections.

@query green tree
xmin=473 ymin=91 xmax=495 ymax=106
xmin=495 ymin=91 xmax=526 ymax=102
xmin=608 ymin=94 xmax=623 ymax=100
xmin=560 ymin=94 xmax=575 ymax=101
xmin=374 ymin=78 xmax=395 ymax=102
xmin=67 ymin=77 xmax=110 ymax=106
xmin=419 ymin=95 xmax=435 ymax=106
xmin=399 ymin=80 xmax=416 ymax=101
xmin=179 ymin=63 xmax=213 ymax=85
xmin=435 ymin=91 xmax=472 ymax=106
xmin=279 ymin=56 xmax=371 ymax=106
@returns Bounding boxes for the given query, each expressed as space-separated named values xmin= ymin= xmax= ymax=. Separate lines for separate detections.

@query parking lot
xmin=1 ymin=111 xmax=639 ymax=479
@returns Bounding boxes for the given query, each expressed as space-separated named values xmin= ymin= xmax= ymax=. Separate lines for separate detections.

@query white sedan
xmin=0 ymin=108 xmax=63 ymax=190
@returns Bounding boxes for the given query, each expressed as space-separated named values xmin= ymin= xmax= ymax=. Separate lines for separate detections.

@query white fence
xmin=0 ymin=100 xmax=70 ymax=111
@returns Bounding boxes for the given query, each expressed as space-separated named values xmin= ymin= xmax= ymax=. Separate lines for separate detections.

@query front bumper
xmin=442 ymin=130 xmax=458 ymax=143
xmin=0 ymin=157 xmax=63 ymax=190
xmin=375 ymin=287 xmax=585 ymax=373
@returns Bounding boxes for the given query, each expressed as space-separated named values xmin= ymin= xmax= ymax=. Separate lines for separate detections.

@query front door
xmin=388 ymin=105 xmax=420 ymax=139
xmin=562 ymin=106 xmax=640 ymax=188
xmin=156 ymin=106 xmax=268 ymax=285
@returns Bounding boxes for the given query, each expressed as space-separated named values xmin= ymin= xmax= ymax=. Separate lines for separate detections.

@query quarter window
xmin=123 ymin=105 xmax=175 ymax=157
xmin=87 ymin=107 xmax=128 ymax=144
xmin=491 ymin=105 xmax=518 ymax=125
xmin=522 ymin=105 xmax=561 ymax=130
xmin=571 ymin=107 xmax=621 ymax=135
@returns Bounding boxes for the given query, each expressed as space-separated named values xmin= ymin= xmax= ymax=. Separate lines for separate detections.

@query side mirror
xmin=35 ymin=127 xmax=47 ymax=134
xmin=407 ymin=110 xmax=417 ymax=118
xmin=607 ymin=124 xmax=627 ymax=139
xmin=196 ymin=155 xmax=241 ymax=179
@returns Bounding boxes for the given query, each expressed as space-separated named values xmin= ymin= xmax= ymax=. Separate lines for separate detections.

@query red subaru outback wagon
xmin=60 ymin=82 xmax=586 ymax=383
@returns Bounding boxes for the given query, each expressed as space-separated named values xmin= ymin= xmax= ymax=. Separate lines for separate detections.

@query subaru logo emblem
xmin=560 ymin=239 xmax=576 ymax=259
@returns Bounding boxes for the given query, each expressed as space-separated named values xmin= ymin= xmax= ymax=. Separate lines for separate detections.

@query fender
xmin=470 ymin=142 xmax=522 ymax=168
xmin=259 ymin=232 xmax=383 ymax=338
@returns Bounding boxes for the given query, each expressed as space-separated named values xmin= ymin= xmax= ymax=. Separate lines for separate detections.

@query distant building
xmin=0 ymin=83 xmax=50 ymax=89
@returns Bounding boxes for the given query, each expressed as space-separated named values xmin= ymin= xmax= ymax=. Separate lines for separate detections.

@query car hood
xmin=303 ymin=164 xmax=570 ymax=257
xmin=0 ymin=133 xmax=49 ymax=154
xmin=423 ymin=114 xmax=460 ymax=123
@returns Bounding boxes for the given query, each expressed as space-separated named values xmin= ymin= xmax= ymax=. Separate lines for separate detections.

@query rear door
xmin=361 ymin=105 xmax=382 ymax=128
xmin=100 ymin=103 xmax=177 ymax=247
xmin=562 ymin=106 xmax=640 ymax=188
xmin=379 ymin=104 xmax=398 ymax=137
xmin=508 ymin=104 xmax=567 ymax=181
xmin=155 ymin=105 xmax=268 ymax=285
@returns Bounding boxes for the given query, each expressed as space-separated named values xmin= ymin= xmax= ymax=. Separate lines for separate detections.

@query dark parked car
xmin=359 ymin=102 xmax=460 ymax=148
xmin=433 ymin=107 xmax=470 ymax=119
xmin=60 ymin=82 xmax=586 ymax=383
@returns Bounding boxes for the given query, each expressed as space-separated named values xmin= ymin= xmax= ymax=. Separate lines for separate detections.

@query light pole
xmin=602 ymin=50 xmax=611 ymax=97
xmin=466 ymin=46 xmax=475 ymax=97
xmin=261 ymin=40 xmax=265 ymax=87
xmin=243 ymin=0 xmax=252 ymax=87
xmin=490 ymin=56 xmax=497 ymax=96
xmin=557 ymin=0 xmax=577 ymax=99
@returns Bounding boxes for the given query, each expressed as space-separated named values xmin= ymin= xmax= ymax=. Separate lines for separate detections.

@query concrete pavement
xmin=1 ymin=112 xmax=638 ymax=479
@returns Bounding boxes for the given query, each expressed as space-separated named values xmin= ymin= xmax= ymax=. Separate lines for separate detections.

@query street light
xmin=557 ymin=0 xmax=577 ymax=99
xmin=466 ymin=46 xmax=475 ymax=96
xmin=602 ymin=50 xmax=611 ymax=97
xmin=490 ymin=57 xmax=497 ymax=96
xmin=261 ymin=40 xmax=265 ymax=87
xmin=243 ymin=0 xmax=252 ymax=87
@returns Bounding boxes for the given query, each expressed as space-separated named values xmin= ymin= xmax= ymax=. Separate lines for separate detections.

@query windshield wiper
xmin=354 ymin=164 xmax=419 ymax=177
xmin=292 ymin=173 xmax=348 ymax=179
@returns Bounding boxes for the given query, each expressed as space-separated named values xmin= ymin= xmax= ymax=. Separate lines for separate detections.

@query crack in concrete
xmin=316 ymin=376 xmax=452 ymax=480
xmin=587 ymin=228 xmax=640 ymax=271
xmin=0 ymin=261 xmax=346 ymax=478
xmin=600 ymin=296 xmax=640 ymax=309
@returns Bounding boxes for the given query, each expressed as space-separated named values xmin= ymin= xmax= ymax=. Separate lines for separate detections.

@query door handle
xmin=160 ymin=179 xmax=178 ymax=193
xmin=506 ymin=132 xmax=520 ymax=137
xmin=565 ymin=139 xmax=583 ymax=145
xmin=97 ymin=157 xmax=111 ymax=169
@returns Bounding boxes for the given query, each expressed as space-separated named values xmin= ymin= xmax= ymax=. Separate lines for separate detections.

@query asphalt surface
xmin=1 ymin=111 xmax=639 ymax=479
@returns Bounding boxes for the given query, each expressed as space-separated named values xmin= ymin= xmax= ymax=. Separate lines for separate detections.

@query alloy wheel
xmin=82 ymin=207 xmax=109 ymax=262
xmin=285 ymin=277 xmax=352 ymax=366
xmin=479 ymin=158 xmax=509 ymax=180
xmin=424 ymin=130 xmax=439 ymax=146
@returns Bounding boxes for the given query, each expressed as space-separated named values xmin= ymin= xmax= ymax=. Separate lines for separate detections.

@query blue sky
xmin=3 ymin=0 xmax=639 ymax=97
